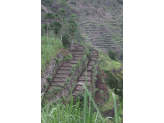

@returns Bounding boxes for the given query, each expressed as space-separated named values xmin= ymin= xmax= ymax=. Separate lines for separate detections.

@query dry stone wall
xmin=41 ymin=52 xmax=63 ymax=93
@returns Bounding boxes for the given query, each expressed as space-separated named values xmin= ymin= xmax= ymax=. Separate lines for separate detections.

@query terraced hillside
xmin=80 ymin=22 xmax=122 ymax=55
xmin=41 ymin=0 xmax=123 ymax=55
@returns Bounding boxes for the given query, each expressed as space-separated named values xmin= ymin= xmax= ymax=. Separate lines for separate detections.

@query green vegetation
xmin=41 ymin=36 xmax=62 ymax=75
xmin=108 ymin=50 xmax=117 ymax=61
xmin=42 ymin=71 xmax=123 ymax=123
xmin=64 ymin=53 xmax=72 ymax=61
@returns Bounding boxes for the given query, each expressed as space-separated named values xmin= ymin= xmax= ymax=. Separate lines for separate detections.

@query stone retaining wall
xmin=41 ymin=52 xmax=63 ymax=93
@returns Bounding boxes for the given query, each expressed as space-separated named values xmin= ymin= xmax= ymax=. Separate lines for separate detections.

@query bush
xmin=55 ymin=58 xmax=60 ymax=65
xmin=47 ymin=76 xmax=52 ymax=82
xmin=104 ymin=70 xmax=123 ymax=101
xmin=63 ymin=53 xmax=72 ymax=61
xmin=108 ymin=50 xmax=117 ymax=60
xmin=62 ymin=33 xmax=71 ymax=49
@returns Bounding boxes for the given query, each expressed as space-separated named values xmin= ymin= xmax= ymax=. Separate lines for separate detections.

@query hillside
xmin=41 ymin=0 xmax=123 ymax=57
xmin=41 ymin=1 xmax=123 ymax=122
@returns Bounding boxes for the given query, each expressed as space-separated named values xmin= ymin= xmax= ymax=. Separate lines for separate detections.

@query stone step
xmin=91 ymin=53 xmax=98 ymax=55
xmin=79 ymin=76 xmax=91 ymax=81
xmin=73 ymin=57 xmax=82 ymax=60
xmin=62 ymin=63 xmax=76 ymax=67
xmin=51 ymin=82 xmax=65 ymax=87
xmin=90 ymin=55 xmax=99 ymax=58
xmin=69 ymin=60 xmax=78 ymax=64
xmin=55 ymin=74 xmax=68 ymax=78
xmin=89 ymin=61 xmax=96 ymax=65
xmin=90 ymin=58 xmax=98 ymax=61
xmin=82 ymin=72 xmax=92 ymax=76
xmin=87 ymin=66 xmax=93 ymax=71
xmin=59 ymin=67 xmax=72 ymax=71
xmin=74 ymin=85 xmax=91 ymax=92
xmin=90 ymin=57 xmax=99 ymax=60
xmin=73 ymin=55 xmax=83 ymax=58
xmin=73 ymin=46 xmax=85 ymax=50
xmin=52 ymin=77 xmax=67 ymax=82
xmin=72 ymin=52 xmax=84 ymax=55
xmin=57 ymin=70 xmax=70 ymax=74
xmin=76 ymin=81 xmax=91 ymax=86
xmin=72 ymin=90 xmax=80 ymax=96
xmin=74 ymin=86 xmax=83 ymax=91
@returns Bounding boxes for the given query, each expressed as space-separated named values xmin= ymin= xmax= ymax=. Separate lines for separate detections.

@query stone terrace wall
xmin=41 ymin=52 xmax=63 ymax=93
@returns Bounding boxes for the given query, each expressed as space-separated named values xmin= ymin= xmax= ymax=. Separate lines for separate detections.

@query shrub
xmin=99 ymin=90 xmax=104 ymax=94
xmin=62 ymin=33 xmax=71 ymax=49
xmin=64 ymin=53 xmax=72 ymax=61
xmin=66 ymin=77 xmax=70 ymax=81
xmin=93 ymin=77 xmax=97 ymax=82
xmin=70 ymin=70 xmax=74 ymax=75
xmin=47 ymin=76 xmax=52 ymax=82
xmin=55 ymin=58 xmax=60 ymax=65
xmin=108 ymin=50 xmax=117 ymax=60
xmin=47 ymin=90 xmax=52 ymax=95
xmin=53 ymin=87 xmax=61 ymax=92
xmin=92 ymin=69 xmax=95 ymax=73
xmin=84 ymin=49 xmax=91 ymax=58
xmin=72 ymin=65 xmax=76 ymax=70
xmin=105 ymin=70 xmax=123 ymax=101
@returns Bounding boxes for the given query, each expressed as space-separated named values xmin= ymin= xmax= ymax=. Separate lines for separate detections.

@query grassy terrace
xmin=41 ymin=36 xmax=62 ymax=75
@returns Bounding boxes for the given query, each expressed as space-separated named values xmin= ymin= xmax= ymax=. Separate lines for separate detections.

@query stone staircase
xmin=72 ymin=49 xmax=99 ymax=98
xmin=45 ymin=43 xmax=89 ymax=101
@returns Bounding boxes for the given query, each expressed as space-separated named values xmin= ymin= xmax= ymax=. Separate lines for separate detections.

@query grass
xmin=41 ymin=68 xmax=122 ymax=123
xmin=99 ymin=51 xmax=122 ymax=71
xmin=41 ymin=36 xmax=63 ymax=75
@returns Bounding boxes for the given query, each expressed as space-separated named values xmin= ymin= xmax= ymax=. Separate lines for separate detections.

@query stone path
xmin=72 ymin=50 xmax=99 ymax=98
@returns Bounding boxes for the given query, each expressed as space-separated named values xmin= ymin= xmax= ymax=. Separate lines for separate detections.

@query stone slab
xmin=59 ymin=67 xmax=72 ymax=70
xmin=79 ymin=76 xmax=91 ymax=81
xmin=57 ymin=70 xmax=70 ymax=74
xmin=55 ymin=74 xmax=68 ymax=78
xmin=76 ymin=81 xmax=91 ymax=86
xmin=52 ymin=77 xmax=67 ymax=82
xmin=82 ymin=72 xmax=92 ymax=76
xmin=87 ymin=66 xmax=93 ymax=71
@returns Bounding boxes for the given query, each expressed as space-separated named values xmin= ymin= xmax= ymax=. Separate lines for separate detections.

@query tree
xmin=44 ymin=12 xmax=54 ymax=41
xmin=54 ymin=21 xmax=61 ymax=36
xmin=68 ymin=14 xmax=77 ymax=51
xmin=58 ymin=8 xmax=66 ymax=44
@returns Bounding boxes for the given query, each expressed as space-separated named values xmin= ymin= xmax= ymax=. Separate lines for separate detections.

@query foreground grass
xmin=41 ymin=36 xmax=63 ymax=75
xmin=41 ymin=70 xmax=122 ymax=123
